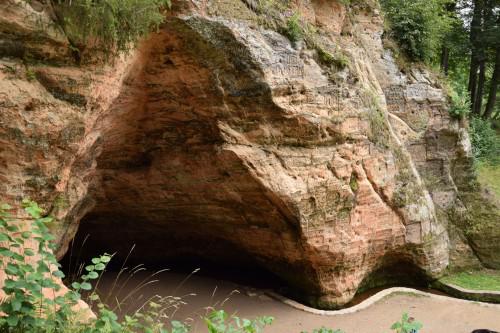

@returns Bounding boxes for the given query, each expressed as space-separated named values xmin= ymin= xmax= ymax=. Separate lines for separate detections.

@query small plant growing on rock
xmin=316 ymin=47 xmax=349 ymax=69
xmin=282 ymin=12 xmax=303 ymax=45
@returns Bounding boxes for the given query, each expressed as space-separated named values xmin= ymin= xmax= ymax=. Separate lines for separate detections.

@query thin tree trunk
xmin=468 ymin=0 xmax=483 ymax=110
xmin=441 ymin=46 xmax=450 ymax=75
xmin=483 ymin=48 xmax=500 ymax=119
xmin=473 ymin=59 xmax=486 ymax=115
xmin=469 ymin=58 xmax=479 ymax=109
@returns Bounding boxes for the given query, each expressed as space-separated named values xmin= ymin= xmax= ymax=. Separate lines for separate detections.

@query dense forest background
xmin=381 ymin=0 xmax=499 ymax=166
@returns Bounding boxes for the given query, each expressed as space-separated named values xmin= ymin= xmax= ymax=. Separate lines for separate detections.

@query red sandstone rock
xmin=0 ymin=0 xmax=498 ymax=309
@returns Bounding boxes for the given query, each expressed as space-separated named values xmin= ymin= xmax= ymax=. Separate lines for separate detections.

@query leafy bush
xmin=380 ymin=0 xmax=449 ymax=62
xmin=448 ymin=84 xmax=471 ymax=119
xmin=204 ymin=310 xmax=273 ymax=333
xmin=469 ymin=116 xmax=500 ymax=164
xmin=1 ymin=200 xmax=79 ymax=332
xmin=390 ymin=313 xmax=422 ymax=333
xmin=53 ymin=0 xmax=171 ymax=60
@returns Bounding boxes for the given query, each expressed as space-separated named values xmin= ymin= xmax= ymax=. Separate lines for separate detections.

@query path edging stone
xmin=265 ymin=287 xmax=500 ymax=316
xmin=432 ymin=280 xmax=500 ymax=303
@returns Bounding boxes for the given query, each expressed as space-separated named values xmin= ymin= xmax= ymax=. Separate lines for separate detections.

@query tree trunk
xmin=473 ymin=59 xmax=486 ymax=115
xmin=441 ymin=46 xmax=449 ymax=75
xmin=468 ymin=0 xmax=483 ymax=110
xmin=483 ymin=48 xmax=500 ymax=119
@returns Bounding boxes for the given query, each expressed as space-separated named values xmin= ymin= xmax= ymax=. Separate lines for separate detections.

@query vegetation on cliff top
xmin=51 ymin=0 xmax=171 ymax=61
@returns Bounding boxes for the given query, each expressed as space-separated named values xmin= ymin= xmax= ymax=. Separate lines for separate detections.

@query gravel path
xmin=96 ymin=271 xmax=500 ymax=333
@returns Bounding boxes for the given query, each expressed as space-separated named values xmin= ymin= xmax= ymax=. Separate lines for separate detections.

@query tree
xmin=483 ymin=48 xmax=500 ymax=119
xmin=468 ymin=0 xmax=484 ymax=111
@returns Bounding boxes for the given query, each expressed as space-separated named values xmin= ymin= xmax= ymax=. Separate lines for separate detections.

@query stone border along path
xmin=265 ymin=287 xmax=500 ymax=316
xmin=433 ymin=280 xmax=500 ymax=303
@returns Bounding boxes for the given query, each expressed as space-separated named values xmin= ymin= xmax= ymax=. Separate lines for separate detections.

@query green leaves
xmin=449 ymin=83 xmax=471 ymax=119
xmin=55 ymin=0 xmax=171 ymax=62
xmin=381 ymin=0 xmax=451 ymax=62
xmin=283 ymin=12 xmax=303 ymax=44
xmin=0 ymin=199 xmax=83 ymax=332
xmin=390 ymin=313 xmax=423 ymax=333
xmin=22 ymin=199 xmax=43 ymax=219
xmin=80 ymin=282 xmax=92 ymax=291
xmin=204 ymin=310 xmax=273 ymax=333
xmin=171 ymin=320 xmax=190 ymax=333
xmin=469 ymin=116 xmax=500 ymax=163
xmin=5 ymin=263 xmax=19 ymax=275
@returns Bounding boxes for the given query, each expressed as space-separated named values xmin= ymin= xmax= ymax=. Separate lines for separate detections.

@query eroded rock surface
xmin=1 ymin=0 xmax=499 ymax=308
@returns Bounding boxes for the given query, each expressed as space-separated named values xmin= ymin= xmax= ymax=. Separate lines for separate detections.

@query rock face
xmin=1 ymin=0 xmax=499 ymax=308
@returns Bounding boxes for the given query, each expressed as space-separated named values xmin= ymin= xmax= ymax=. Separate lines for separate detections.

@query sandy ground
xmin=94 ymin=271 xmax=500 ymax=333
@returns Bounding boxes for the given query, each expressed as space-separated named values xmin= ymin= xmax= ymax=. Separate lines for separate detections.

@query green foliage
xmin=204 ymin=310 xmax=273 ymax=333
xmin=469 ymin=116 xmax=500 ymax=164
xmin=380 ymin=0 xmax=451 ymax=62
xmin=390 ymin=313 xmax=422 ymax=333
xmin=25 ymin=68 xmax=36 ymax=81
xmin=448 ymin=83 xmax=471 ymax=119
xmin=368 ymin=107 xmax=390 ymax=147
xmin=53 ymin=0 xmax=171 ymax=61
xmin=0 ymin=199 xmax=70 ymax=332
xmin=282 ymin=12 xmax=303 ymax=44
xmin=316 ymin=46 xmax=349 ymax=69
xmin=0 ymin=199 xmax=127 ymax=333
xmin=349 ymin=175 xmax=359 ymax=193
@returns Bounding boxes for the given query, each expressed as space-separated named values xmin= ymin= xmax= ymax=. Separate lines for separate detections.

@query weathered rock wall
xmin=1 ymin=0 xmax=499 ymax=308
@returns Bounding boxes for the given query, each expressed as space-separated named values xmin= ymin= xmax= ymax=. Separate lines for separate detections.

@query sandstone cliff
xmin=1 ymin=0 xmax=499 ymax=308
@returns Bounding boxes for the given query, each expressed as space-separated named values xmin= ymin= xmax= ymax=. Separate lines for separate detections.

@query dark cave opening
xmin=60 ymin=211 xmax=290 ymax=296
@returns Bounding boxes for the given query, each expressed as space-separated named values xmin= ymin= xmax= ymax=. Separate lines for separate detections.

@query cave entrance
xmin=61 ymin=212 xmax=289 ymax=292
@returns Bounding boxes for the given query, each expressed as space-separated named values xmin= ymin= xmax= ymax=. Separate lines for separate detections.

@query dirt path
xmin=95 ymin=271 xmax=500 ymax=333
